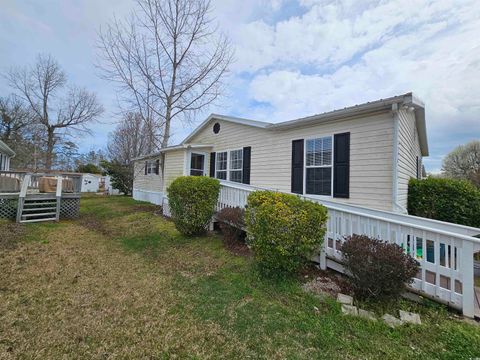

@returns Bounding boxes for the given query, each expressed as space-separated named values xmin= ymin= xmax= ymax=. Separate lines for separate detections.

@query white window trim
xmin=189 ymin=151 xmax=208 ymax=176
xmin=303 ymin=135 xmax=334 ymax=198
xmin=214 ymin=148 xmax=243 ymax=183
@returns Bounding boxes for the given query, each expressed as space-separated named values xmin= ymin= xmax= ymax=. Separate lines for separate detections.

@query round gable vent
xmin=213 ymin=122 xmax=220 ymax=134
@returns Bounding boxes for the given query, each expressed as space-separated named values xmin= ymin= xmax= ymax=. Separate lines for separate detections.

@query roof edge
xmin=0 ymin=140 xmax=15 ymax=157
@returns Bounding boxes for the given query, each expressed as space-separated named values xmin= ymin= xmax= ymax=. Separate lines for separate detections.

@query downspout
xmin=391 ymin=103 xmax=408 ymax=213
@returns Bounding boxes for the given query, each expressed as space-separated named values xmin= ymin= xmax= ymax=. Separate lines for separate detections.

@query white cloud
xmin=226 ymin=0 xmax=480 ymax=170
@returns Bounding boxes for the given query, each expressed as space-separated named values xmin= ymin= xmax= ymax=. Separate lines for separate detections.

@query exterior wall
xmin=132 ymin=156 xmax=164 ymax=203
xmin=188 ymin=111 xmax=395 ymax=211
xmin=397 ymin=108 xmax=422 ymax=211
xmin=162 ymin=150 xmax=186 ymax=192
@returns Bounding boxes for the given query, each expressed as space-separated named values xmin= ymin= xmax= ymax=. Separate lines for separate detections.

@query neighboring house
xmin=0 ymin=140 xmax=15 ymax=171
xmin=133 ymin=92 xmax=427 ymax=212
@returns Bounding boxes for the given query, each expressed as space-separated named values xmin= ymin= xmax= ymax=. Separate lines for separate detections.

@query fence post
xmin=461 ymin=240 xmax=475 ymax=317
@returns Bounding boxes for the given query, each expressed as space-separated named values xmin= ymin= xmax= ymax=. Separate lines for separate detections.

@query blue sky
xmin=1 ymin=0 xmax=479 ymax=172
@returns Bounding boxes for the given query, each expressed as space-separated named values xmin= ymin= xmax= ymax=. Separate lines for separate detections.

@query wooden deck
xmin=0 ymin=171 xmax=82 ymax=222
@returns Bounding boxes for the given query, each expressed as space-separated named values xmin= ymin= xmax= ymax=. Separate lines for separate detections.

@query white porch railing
xmin=213 ymin=181 xmax=480 ymax=318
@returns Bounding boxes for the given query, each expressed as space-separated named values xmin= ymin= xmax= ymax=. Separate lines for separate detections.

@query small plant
xmin=408 ymin=177 xmax=480 ymax=227
xmin=216 ymin=207 xmax=245 ymax=243
xmin=167 ymin=176 xmax=220 ymax=236
xmin=246 ymin=191 xmax=328 ymax=275
xmin=341 ymin=235 xmax=419 ymax=301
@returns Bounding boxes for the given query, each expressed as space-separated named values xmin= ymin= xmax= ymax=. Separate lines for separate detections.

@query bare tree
xmin=442 ymin=140 xmax=480 ymax=187
xmin=5 ymin=54 xmax=104 ymax=169
xmin=107 ymin=112 xmax=151 ymax=164
xmin=97 ymin=0 xmax=233 ymax=148
xmin=0 ymin=94 xmax=34 ymax=141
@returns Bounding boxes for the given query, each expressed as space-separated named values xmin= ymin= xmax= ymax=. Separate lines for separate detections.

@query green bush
xmin=408 ymin=177 xmax=480 ymax=227
xmin=167 ymin=176 xmax=220 ymax=236
xmin=246 ymin=191 xmax=328 ymax=275
xmin=341 ymin=235 xmax=419 ymax=301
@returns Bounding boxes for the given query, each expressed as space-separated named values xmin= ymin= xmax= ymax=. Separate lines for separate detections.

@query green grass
xmin=0 ymin=194 xmax=479 ymax=359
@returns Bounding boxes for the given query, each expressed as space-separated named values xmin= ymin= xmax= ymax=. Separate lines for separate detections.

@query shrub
xmin=341 ymin=235 xmax=419 ymax=301
xmin=167 ymin=176 xmax=220 ymax=236
xmin=216 ymin=207 xmax=245 ymax=243
xmin=408 ymin=177 xmax=480 ymax=227
xmin=246 ymin=191 xmax=328 ymax=275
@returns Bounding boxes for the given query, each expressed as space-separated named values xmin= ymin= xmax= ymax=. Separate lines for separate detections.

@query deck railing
xmin=0 ymin=171 xmax=82 ymax=194
xmin=214 ymin=181 xmax=480 ymax=318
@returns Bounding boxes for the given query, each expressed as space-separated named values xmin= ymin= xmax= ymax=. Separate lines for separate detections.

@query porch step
xmin=21 ymin=212 xmax=57 ymax=219
xmin=23 ymin=202 xmax=57 ymax=207
xmin=22 ymin=207 xmax=57 ymax=212
xmin=20 ymin=217 xmax=57 ymax=223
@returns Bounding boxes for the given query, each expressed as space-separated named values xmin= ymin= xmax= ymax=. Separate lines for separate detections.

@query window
xmin=215 ymin=149 xmax=243 ymax=183
xmin=146 ymin=160 xmax=157 ymax=175
xmin=305 ymin=136 xmax=332 ymax=196
xmin=190 ymin=153 xmax=205 ymax=176
xmin=229 ymin=149 xmax=243 ymax=183
xmin=215 ymin=151 xmax=227 ymax=180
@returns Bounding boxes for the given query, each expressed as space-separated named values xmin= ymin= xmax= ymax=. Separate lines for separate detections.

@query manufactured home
xmin=133 ymin=93 xmax=427 ymax=213
xmin=0 ymin=140 xmax=15 ymax=171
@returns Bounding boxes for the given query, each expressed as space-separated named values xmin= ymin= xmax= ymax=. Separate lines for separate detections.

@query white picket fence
xmin=212 ymin=180 xmax=480 ymax=318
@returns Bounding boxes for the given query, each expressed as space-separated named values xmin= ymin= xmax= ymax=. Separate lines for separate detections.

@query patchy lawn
xmin=0 ymin=195 xmax=479 ymax=359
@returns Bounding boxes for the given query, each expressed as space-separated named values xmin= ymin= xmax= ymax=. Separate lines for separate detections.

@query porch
xmin=163 ymin=180 xmax=480 ymax=318
xmin=0 ymin=171 xmax=82 ymax=223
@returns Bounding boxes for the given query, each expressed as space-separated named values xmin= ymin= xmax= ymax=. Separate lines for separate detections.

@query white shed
xmin=81 ymin=173 xmax=102 ymax=193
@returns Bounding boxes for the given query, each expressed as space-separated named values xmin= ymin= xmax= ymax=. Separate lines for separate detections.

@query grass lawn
xmin=1 ymin=195 xmax=479 ymax=359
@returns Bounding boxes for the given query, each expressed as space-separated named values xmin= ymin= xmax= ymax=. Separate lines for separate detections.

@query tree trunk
xmin=45 ymin=127 xmax=55 ymax=170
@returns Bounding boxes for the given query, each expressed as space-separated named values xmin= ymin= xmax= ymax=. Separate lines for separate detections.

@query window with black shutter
xmin=291 ymin=139 xmax=304 ymax=194
xmin=333 ymin=132 xmax=350 ymax=198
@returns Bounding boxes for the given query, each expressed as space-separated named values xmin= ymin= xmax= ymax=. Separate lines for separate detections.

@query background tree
xmin=0 ymin=95 xmax=37 ymax=168
xmin=97 ymin=0 xmax=233 ymax=149
xmin=77 ymin=163 xmax=103 ymax=174
xmin=442 ymin=140 xmax=480 ymax=187
xmin=5 ymin=54 xmax=104 ymax=169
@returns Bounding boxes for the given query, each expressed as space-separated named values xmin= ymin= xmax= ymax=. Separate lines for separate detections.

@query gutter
xmin=391 ymin=103 xmax=408 ymax=214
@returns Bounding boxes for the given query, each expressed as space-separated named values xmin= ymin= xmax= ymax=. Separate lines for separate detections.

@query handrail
xmin=219 ymin=181 xmax=480 ymax=240
xmin=19 ymin=174 xmax=31 ymax=198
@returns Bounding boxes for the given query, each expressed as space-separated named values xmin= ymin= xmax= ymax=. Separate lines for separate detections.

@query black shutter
xmin=333 ymin=132 xmax=350 ymax=198
xmin=209 ymin=152 xmax=216 ymax=178
xmin=291 ymin=139 xmax=304 ymax=194
xmin=242 ymin=146 xmax=251 ymax=184
xmin=144 ymin=161 xmax=148 ymax=175
xmin=155 ymin=159 xmax=160 ymax=175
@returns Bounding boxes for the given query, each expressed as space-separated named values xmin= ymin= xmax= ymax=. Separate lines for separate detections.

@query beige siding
xmin=163 ymin=149 xmax=186 ymax=192
xmin=133 ymin=157 xmax=164 ymax=193
xmin=397 ymin=108 xmax=422 ymax=210
xmin=189 ymin=111 xmax=395 ymax=211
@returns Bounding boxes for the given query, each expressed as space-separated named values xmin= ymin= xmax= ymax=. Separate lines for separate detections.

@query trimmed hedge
xmin=341 ymin=235 xmax=419 ymax=301
xmin=167 ymin=176 xmax=220 ymax=236
xmin=408 ymin=177 xmax=480 ymax=227
xmin=246 ymin=191 xmax=328 ymax=274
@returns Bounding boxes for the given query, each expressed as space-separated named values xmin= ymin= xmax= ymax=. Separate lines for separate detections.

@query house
xmin=0 ymin=140 xmax=15 ymax=171
xmin=133 ymin=93 xmax=427 ymax=213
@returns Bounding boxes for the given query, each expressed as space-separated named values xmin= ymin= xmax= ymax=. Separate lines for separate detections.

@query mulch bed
xmin=300 ymin=265 xmax=353 ymax=298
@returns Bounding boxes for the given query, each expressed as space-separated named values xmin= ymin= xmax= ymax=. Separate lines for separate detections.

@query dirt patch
xmin=133 ymin=204 xmax=161 ymax=213
xmin=78 ymin=215 xmax=112 ymax=237
xmin=222 ymin=238 xmax=252 ymax=257
xmin=301 ymin=266 xmax=352 ymax=298
xmin=0 ymin=222 xmax=25 ymax=250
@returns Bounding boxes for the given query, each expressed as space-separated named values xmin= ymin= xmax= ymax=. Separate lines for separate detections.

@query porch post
xmin=461 ymin=240 xmax=475 ymax=317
